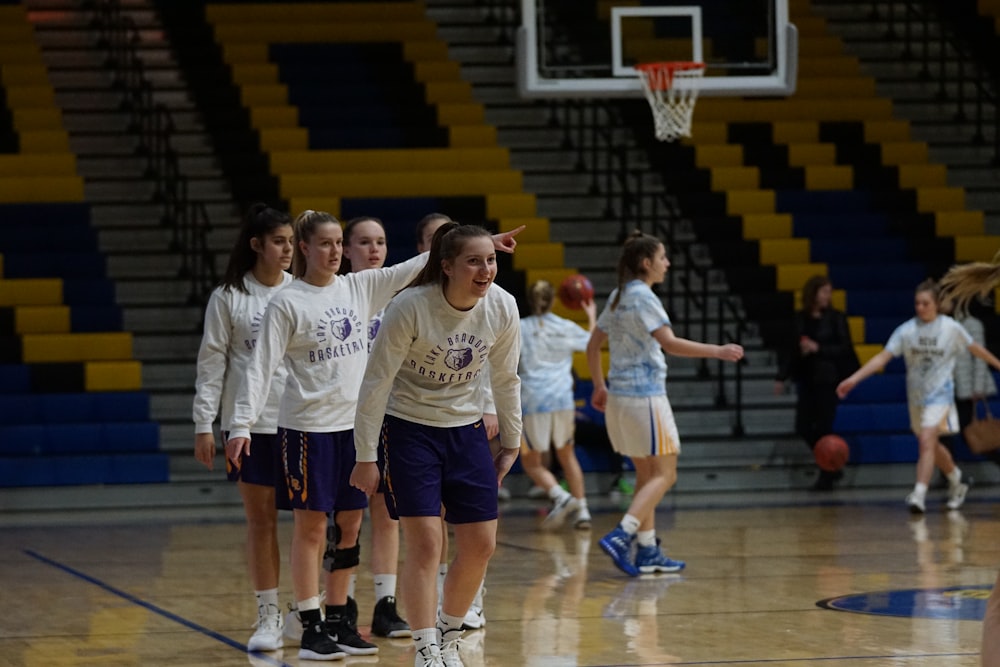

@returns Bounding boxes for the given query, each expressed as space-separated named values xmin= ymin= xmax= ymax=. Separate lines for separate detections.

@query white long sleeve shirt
xmin=192 ymin=272 xmax=293 ymax=435
xmin=228 ymin=253 xmax=426 ymax=440
xmin=354 ymin=282 xmax=522 ymax=462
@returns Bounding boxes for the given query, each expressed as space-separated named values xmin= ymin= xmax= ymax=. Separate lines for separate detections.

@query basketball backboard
xmin=517 ymin=0 xmax=797 ymax=98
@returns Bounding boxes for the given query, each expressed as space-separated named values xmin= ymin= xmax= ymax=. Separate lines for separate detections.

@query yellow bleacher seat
xmin=258 ymin=128 xmax=308 ymax=151
xmin=804 ymin=165 xmax=853 ymax=190
xmin=239 ymin=83 xmax=287 ymax=106
xmin=935 ymin=210 xmax=984 ymax=236
xmin=854 ymin=343 xmax=883 ymax=366
xmin=897 ymin=164 xmax=947 ymax=189
xmin=513 ymin=242 xmax=565 ymax=271
xmin=573 ymin=349 xmax=608 ymax=381
xmin=726 ymin=190 xmax=775 ymax=215
xmin=916 ymin=187 xmax=965 ymax=213
xmin=268 ymin=148 xmax=511 ymax=174
xmin=0 ymin=154 xmax=76 ymax=177
xmin=496 ymin=218 xmax=549 ymax=243
xmin=21 ymin=332 xmax=133 ymax=363
xmin=249 ymin=106 xmax=299 ymax=129
xmin=710 ymin=166 xmax=759 ymax=191
xmin=954 ymin=236 xmax=1000 ymax=262
xmin=776 ymin=263 xmax=827 ymax=292
xmin=742 ymin=213 xmax=793 ymax=240
xmin=0 ymin=176 xmax=84 ymax=203
xmin=773 ymin=121 xmax=820 ymax=144
xmin=694 ymin=144 xmax=744 ymax=168
xmin=449 ymin=125 xmax=497 ymax=148
xmin=787 ymin=143 xmax=836 ymax=167
xmin=0 ymin=278 xmax=61 ymax=306
xmin=86 ymin=361 xmax=143 ymax=391
xmin=423 ymin=81 xmax=474 ymax=104
xmin=436 ymin=103 xmax=485 ymax=125
xmin=487 ymin=193 xmax=537 ymax=219
xmin=847 ymin=316 xmax=865 ymax=344
xmin=14 ymin=306 xmax=70 ymax=334
xmin=759 ymin=239 xmax=810 ymax=265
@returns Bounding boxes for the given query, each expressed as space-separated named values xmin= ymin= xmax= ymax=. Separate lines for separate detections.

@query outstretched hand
xmin=717 ymin=343 xmax=744 ymax=362
xmin=492 ymin=225 xmax=525 ymax=254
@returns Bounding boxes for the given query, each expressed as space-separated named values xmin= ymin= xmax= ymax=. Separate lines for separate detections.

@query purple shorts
xmin=381 ymin=415 xmax=498 ymax=524
xmin=224 ymin=432 xmax=291 ymax=511
xmin=280 ymin=428 xmax=369 ymax=513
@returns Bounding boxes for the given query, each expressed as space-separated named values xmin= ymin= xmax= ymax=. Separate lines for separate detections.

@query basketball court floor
xmin=2 ymin=484 xmax=997 ymax=667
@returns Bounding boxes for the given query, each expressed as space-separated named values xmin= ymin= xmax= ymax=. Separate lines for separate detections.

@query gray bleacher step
xmin=61 ymin=110 xmax=206 ymax=134
xmin=0 ymin=480 xmax=243 ymax=515
xmin=77 ymin=155 xmax=222 ymax=179
xmin=144 ymin=363 xmax=198 ymax=393
xmin=947 ymin=166 xmax=1000 ymax=189
xmin=910 ymin=123 xmax=997 ymax=145
xmin=116 ymin=279 xmax=196 ymax=305
xmin=135 ymin=333 xmax=203 ymax=361
xmin=436 ymin=25 xmax=508 ymax=45
xmin=124 ymin=305 xmax=204 ymax=334
xmin=966 ymin=190 xmax=1000 ymax=214
xmin=448 ymin=44 xmax=515 ymax=66
xmin=90 ymin=201 xmax=237 ymax=227
xmin=463 ymin=66 xmax=516 ymax=85
xmin=98 ymin=225 xmax=236 ymax=253
xmin=484 ymin=105 xmax=554 ymax=127
xmin=84 ymin=178 xmax=231 ymax=202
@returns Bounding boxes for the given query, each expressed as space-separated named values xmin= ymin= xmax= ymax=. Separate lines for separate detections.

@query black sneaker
xmin=299 ymin=620 xmax=347 ymax=661
xmin=371 ymin=595 xmax=412 ymax=638
xmin=326 ymin=617 xmax=379 ymax=656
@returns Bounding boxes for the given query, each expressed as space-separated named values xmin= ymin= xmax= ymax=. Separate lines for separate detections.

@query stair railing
xmin=550 ymin=99 xmax=749 ymax=436
xmin=92 ymin=0 xmax=218 ymax=306
xmin=873 ymin=0 xmax=999 ymax=164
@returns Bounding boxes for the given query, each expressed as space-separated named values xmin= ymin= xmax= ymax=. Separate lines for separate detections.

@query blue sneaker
xmin=599 ymin=526 xmax=639 ymax=576
xmin=635 ymin=539 xmax=685 ymax=574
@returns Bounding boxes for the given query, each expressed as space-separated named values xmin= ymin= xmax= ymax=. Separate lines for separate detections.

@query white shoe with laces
xmin=441 ymin=637 xmax=465 ymax=667
xmin=541 ymin=494 xmax=578 ymax=530
xmin=946 ymin=482 xmax=968 ymax=510
xmin=248 ymin=610 xmax=284 ymax=652
xmin=905 ymin=492 xmax=926 ymax=514
xmin=415 ymin=643 xmax=444 ymax=667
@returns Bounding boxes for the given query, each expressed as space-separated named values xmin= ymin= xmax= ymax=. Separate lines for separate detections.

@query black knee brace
xmin=330 ymin=542 xmax=360 ymax=570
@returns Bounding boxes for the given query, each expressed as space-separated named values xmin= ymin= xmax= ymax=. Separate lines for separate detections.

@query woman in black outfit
xmin=775 ymin=275 xmax=859 ymax=490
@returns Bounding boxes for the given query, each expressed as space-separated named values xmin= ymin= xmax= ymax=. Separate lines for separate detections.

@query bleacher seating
xmin=0 ymin=1 xmax=165 ymax=488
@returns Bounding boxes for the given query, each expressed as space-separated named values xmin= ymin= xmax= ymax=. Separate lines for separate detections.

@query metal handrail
xmin=93 ymin=0 xmax=217 ymax=306
xmin=873 ymin=0 xmax=999 ymax=164
xmin=550 ymin=98 xmax=749 ymax=436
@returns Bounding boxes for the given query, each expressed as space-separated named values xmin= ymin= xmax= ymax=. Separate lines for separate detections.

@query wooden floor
xmin=2 ymin=486 xmax=998 ymax=667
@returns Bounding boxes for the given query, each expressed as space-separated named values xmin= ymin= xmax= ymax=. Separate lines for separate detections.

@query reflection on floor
xmin=1 ymin=486 xmax=997 ymax=666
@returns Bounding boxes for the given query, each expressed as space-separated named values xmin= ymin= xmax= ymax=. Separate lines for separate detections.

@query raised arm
xmin=837 ymin=348 xmax=893 ymax=399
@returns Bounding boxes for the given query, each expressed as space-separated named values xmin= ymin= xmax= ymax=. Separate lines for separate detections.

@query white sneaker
xmin=415 ymin=644 xmax=444 ymax=667
xmin=905 ymin=492 xmax=926 ymax=514
xmin=462 ymin=604 xmax=485 ymax=630
xmin=541 ymin=494 xmax=578 ymax=530
xmin=441 ymin=637 xmax=465 ymax=667
xmin=946 ymin=482 xmax=969 ymax=510
xmin=283 ymin=605 xmax=303 ymax=643
xmin=574 ymin=505 xmax=592 ymax=530
xmin=248 ymin=611 xmax=284 ymax=652
xmin=526 ymin=485 xmax=546 ymax=499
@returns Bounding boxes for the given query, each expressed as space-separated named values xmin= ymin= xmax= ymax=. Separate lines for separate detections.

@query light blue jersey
xmin=885 ymin=315 xmax=972 ymax=407
xmin=519 ymin=312 xmax=591 ymax=415
xmin=596 ymin=280 xmax=670 ymax=397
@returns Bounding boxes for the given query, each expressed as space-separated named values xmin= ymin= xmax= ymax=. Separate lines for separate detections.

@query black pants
xmin=796 ymin=382 xmax=842 ymax=486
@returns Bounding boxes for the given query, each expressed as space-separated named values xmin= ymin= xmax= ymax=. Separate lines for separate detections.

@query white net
xmin=636 ymin=62 xmax=705 ymax=142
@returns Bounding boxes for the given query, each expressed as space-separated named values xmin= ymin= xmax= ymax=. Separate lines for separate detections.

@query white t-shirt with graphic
xmin=596 ymin=280 xmax=671 ymax=397
xmin=519 ymin=312 xmax=590 ymax=415
xmin=885 ymin=315 xmax=973 ymax=407
xmin=193 ymin=271 xmax=293 ymax=435
xmin=354 ymin=282 xmax=522 ymax=462
xmin=228 ymin=253 xmax=426 ymax=440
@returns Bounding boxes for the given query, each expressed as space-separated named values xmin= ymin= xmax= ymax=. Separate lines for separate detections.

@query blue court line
xmin=23 ymin=549 xmax=293 ymax=667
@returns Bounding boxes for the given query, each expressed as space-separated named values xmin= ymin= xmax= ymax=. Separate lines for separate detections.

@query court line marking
xmin=23 ymin=549 xmax=293 ymax=667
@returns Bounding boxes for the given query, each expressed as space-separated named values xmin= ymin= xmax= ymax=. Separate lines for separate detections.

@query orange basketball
xmin=557 ymin=274 xmax=594 ymax=310
xmin=814 ymin=434 xmax=849 ymax=472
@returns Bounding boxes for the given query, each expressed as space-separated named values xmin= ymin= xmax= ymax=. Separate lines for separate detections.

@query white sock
xmin=437 ymin=563 xmax=448 ymax=600
xmin=255 ymin=588 xmax=280 ymax=617
xmin=437 ymin=610 xmax=465 ymax=644
xmin=620 ymin=514 xmax=641 ymax=534
xmin=374 ymin=573 xmax=397 ymax=601
xmin=912 ymin=482 xmax=928 ymax=499
xmin=947 ymin=467 xmax=962 ymax=487
xmin=637 ymin=529 xmax=657 ymax=548
xmin=413 ymin=627 xmax=438 ymax=653
xmin=472 ymin=577 xmax=485 ymax=608
xmin=298 ymin=595 xmax=321 ymax=612
xmin=576 ymin=497 xmax=589 ymax=509
xmin=348 ymin=573 xmax=357 ymax=598
xmin=548 ymin=485 xmax=570 ymax=502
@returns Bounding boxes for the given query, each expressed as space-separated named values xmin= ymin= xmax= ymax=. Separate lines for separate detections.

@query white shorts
xmin=605 ymin=394 xmax=681 ymax=458
xmin=910 ymin=403 xmax=959 ymax=436
xmin=521 ymin=410 xmax=576 ymax=453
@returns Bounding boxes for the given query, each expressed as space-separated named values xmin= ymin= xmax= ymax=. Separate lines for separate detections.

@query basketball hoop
xmin=635 ymin=61 xmax=705 ymax=142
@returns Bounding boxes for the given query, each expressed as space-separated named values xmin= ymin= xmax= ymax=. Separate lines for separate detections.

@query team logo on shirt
xmin=245 ymin=309 xmax=266 ymax=351
xmin=312 ymin=306 xmax=365 ymax=362
xmin=368 ymin=318 xmax=381 ymax=342
xmin=407 ymin=331 xmax=489 ymax=382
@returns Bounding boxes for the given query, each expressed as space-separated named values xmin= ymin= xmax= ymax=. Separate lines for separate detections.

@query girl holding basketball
xmin=519 ymin=279 xmax=597 ymax=530
xmin=586 ymin=231 xmax=743 ymax=577
xmin=192 ymin=203 xmax=293 ymax=652
xmin=836 ymin=278 xmax=1000 ymax=513
xmin=350 ymin=222 xmax=522 ymax=667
